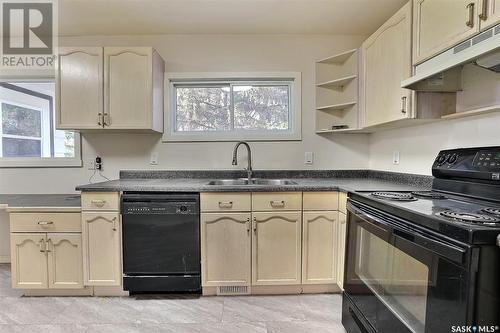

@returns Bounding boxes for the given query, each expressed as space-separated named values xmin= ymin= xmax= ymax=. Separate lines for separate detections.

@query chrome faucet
xmin=232 ymin=141 xmax=253 ymax=182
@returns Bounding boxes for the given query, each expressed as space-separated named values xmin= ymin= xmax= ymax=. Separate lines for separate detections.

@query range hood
xmin=402 ymin=24 xmax=500 ymax=91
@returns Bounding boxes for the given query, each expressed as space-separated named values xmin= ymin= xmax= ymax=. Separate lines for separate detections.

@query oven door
xmin=343 ymin=200 xmax=475 ymax=333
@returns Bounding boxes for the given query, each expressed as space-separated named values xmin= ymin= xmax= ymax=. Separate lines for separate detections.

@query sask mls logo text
xmin=0 ymin=0 xmax=57 ymax=70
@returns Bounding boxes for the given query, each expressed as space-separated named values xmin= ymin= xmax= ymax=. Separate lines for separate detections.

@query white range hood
xmin=402 ymin=24 xmax=500 ymax=91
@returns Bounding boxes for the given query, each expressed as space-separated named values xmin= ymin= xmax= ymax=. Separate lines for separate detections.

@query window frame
xmin=0 ymin=80 xmax=82 ymax=168
xmin=164 ymin=72 xmax=302 ymax=142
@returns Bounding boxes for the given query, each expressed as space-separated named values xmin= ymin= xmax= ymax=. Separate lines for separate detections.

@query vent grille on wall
xmin=216 ymin=286 xmax=249 ymax=295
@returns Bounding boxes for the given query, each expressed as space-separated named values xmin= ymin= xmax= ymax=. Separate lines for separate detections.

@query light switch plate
xmin=393 ymin=151 xmax=400 ymax=165
xmin=150 ymin=152 xmax=159 ymax=165
xmin=305 ymin=152 xmax=314 ymax=165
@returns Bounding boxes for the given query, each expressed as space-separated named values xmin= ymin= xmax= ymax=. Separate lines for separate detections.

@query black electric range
xmin=342 ymin=146 xmax=500 ymax=333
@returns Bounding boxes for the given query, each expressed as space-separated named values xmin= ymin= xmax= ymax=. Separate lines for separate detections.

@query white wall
xmin=0 ymin=34 xmax=370 ymax=194
xmin=369 ymin=112 xmax=500 ymax=175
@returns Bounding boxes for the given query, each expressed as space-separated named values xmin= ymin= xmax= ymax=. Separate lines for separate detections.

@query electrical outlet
xmin=393 ymin=151 xmax=400 ymax=165
xmin=87 ymin=158 xmax=96 ymax=170
xmin=150 ymin=152 xmax=159 ymax=165
xmin=305 ymin=152 xmax=314 ymax=165
xmin=95 ymin=156 xmax=102 ymax=170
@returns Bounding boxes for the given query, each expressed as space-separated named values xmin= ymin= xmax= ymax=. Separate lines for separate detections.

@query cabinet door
xmin=10 ymin=233 xmax=48 ymax=289
xmin=201 ymin=213 xmax=251 ymax=287
xmin=47 ymin=233 xmax=83 ymax=289
xmin=104 ymin=47 xmax=152 ymax=129
xmin=362 ymin=2 xmax=412 ymax=128
xmin=480 ymin=0 xmax=500 ymax=30
xmin=414 ymin=0 xmax=480 ymax=64
xmin=337 ymin=212 xmax=347 ymax=290
xmin=302 ymin=211 xmax=338 ymax=284
xmin=56 ymin=47 xmax=103 ymax=129
xmin=82 ymin=212 xmax=121 ymax=286
xmin=252 ymin=211 xmax=301 ymax=285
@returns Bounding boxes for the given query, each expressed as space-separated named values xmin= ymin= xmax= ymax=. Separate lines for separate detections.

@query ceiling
xmin=58 ymin=0 xmax=408 ymax=36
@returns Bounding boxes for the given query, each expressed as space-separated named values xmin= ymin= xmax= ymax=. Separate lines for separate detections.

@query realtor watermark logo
xmin=451 ymin=325 xmax=500 ymax=332
xmin=0 ymin=0 xmax=57 ymax=71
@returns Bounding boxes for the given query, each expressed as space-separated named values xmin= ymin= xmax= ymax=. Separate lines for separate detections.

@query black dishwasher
xmin=121 ymin=192 xmax=200 ymax=293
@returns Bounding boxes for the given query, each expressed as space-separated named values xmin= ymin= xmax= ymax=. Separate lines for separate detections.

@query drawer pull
xmin=91 ymin=200 xmax=107 ymax=207
xmin=37 ymin=221 xmax=54 ymax=226
xmin=270 ymin=200 xmax=285 ymax=208
xmin=218 ymin=201 xmax=233 ymax=208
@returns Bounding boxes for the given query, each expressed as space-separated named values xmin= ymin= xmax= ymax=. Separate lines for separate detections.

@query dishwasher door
xmin=121 ymin=193 xmax=200 ymax=292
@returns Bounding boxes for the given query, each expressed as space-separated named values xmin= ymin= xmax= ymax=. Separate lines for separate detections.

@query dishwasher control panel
xmin=121 ymin=193 xmax=200 ymax=215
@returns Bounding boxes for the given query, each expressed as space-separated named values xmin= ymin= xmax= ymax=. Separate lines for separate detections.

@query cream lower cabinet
xmin=302 ymin=211 xmax=338 ymax=284
xmin=252 ymin=211 xmax=302 ymax=285
xmin=10 ymin=232 xmax=83 ymax=289
xmin=82 ymin=212 xmax=121 ymax=286
xmin=201 ymin=213 xmax=251 ymax=286
xmin=362 ymin=2 xmax=412 ymax=127
xmin=337 ymin=212 xmax=347 ymax=290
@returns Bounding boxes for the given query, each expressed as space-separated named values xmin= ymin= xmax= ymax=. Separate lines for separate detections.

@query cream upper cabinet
xmin=201 ymin=213 xmax=251 ymax=287
xmin=57 ymin=46 xmax=164 ymax=132
xmin=302 ymin=211 xmax=338 ymax=285
xmin=337 ymin=212 xmax=347 ymax=290
xmin=479 ymin=0 xmax=500 ymax=29
xmin=82 ymin=212 xmax=121 ymax=286
xmin=252 ymin=211 xmax=301 ymax=285
xmin=104 ymin=47 xmax=164 ymax=131
xmin=10 ymin=233 xmax=48 ymax=289
xmin=57 ymin=47 xmax=104 ymax=129
xmin=413 ymin=0 xmax=480 ymax=64
xmin=362 ymin=2 xmax=413 ymax=128
xmin=47 ymin=233 xmax=83 ymax=289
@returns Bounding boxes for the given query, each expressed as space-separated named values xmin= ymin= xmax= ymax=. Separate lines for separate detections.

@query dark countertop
xmin=0 ymin=194 xmax=81 ymax=210
xmin=75 ymin=177 xmax=429 ymax=193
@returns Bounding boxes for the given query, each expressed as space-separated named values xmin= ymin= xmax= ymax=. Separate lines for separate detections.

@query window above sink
xmin=163 ymin=72 xmax=302 ymax=142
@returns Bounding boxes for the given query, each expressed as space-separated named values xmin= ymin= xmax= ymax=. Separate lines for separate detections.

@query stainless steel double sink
xmin=206 ymin=178 xmax=297 ymax=186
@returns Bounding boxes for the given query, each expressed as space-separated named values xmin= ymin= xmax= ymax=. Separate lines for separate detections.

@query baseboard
xmin=93 ymin=285 xmax=129 ymax=296
xmin=0 ymin=255 xmax=10 ymax=264
xmin=23 ymin=287 xmax=93 ymax=297
xmin=302 ymin=283 xmax=341 ymax=294
xmin=202 ymin=283 xmax=341 ymax=296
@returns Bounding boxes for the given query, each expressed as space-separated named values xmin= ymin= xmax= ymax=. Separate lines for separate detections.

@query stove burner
xmin=438 ymin=210 xmax=500 ymax=224
xmin=411 ymin=191 xmax=447 ymax=199
xmin=370 ymin=192 xmax=417 ymax=202
xmin=482 ymin=207 xmax=500 ymax=217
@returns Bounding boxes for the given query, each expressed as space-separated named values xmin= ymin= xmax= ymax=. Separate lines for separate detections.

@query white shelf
xmin=441 ymin=105 xmax=500 ymax=120
xmin=317 ymin=49 xmax=357 ymax=64
xmin=316 ymin=101 xmax=357 ymax=111
xmin=316 ymin=75 xmax=357 ymax=89
xmin=315 ymin=128 xmax=364 ymax=134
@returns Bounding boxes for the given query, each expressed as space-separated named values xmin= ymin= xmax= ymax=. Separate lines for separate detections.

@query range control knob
xmin=447 ymin=154 xmax=458 ymax=164
xmin=436 ymin=155 xmax=447 ymax=165
xmin=179 ymin=205 xmax=188 ymax=212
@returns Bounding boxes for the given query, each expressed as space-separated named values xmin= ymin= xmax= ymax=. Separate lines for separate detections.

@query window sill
xmin=0 ymin=158 xmax=82 ymax=168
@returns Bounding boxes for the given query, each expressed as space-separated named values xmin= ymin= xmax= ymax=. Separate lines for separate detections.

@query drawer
xmin=82 ymin=192 xmax=120 ymax=211
xmin=303 ymin=192 xmax=339 ymax=211
xmin=200 ymin=193 xmax=251 ymax=212
xmin=339 ymin=192 xmax=347 ymax=214
xmin=10 ymin=213 xmax=81 ymax=232
xmin=252 ymin=192 xmax=302 ymax=211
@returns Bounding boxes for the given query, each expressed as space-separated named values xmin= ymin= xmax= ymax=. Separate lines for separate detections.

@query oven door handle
xmin=348 ymin=201 xmax=467 ymax=264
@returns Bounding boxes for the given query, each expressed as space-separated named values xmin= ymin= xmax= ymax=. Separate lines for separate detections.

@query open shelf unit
xmin=315 ymin=48 xmax=361 ymax=133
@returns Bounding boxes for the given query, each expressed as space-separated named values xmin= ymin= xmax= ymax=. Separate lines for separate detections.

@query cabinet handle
xmin=112 ymin=218 xmax=117 ymax=231
xmin=97 ymin=113 xmax=103 ymax=126
xmin=103 ymin=113 xmax=111 ymax=126
xmin=270 ymin=200 xmax=285 ymax=208
xmin=91 ymin=199 xmax=106 ymax=207
xmin=246 ymin=217 xmax=251 ymax=234
xmin=46 ymin=239 xmax=52 ymax=253
xmin=479 ymin=0 xmax=488 ymax=20
xmin=466 ymin=3 xmax=475 ymax=27
xmin=39 ymin=239 xmax=45 ymax=253
xmin=401 ymin=96 xmax=407 ymax=114
xmin=218 ymin=201 xmax=233 ymax=208
xmin=253 ymin=216 xmax=257 ymax=234
xmin=37 ymin=221 xmax=54 ymax=226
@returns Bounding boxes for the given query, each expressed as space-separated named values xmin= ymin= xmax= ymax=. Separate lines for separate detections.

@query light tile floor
xmin=0 ymin=264 xmax=346 ymax=333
